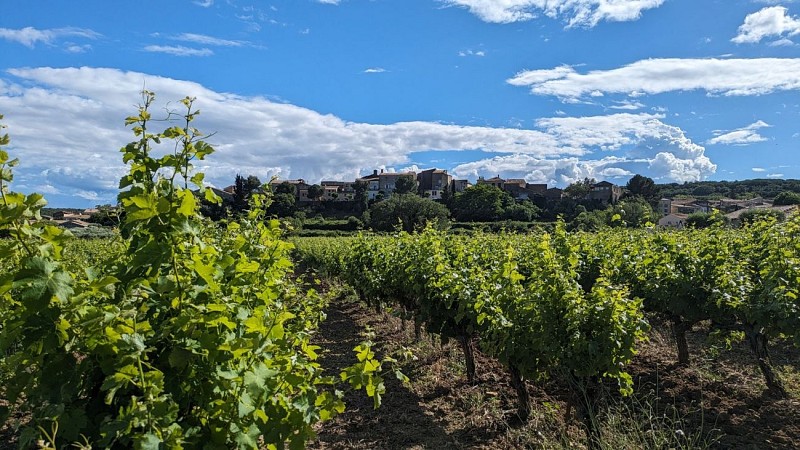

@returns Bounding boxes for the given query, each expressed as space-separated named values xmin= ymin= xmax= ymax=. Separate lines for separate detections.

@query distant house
xmin=452 ymin=179 xmax=471 ymax=193
xmin=52 ymin=210 xmax=92 ymax=221
xmin=505 ymin=181 xmax=546 ymax=200
xmin=320 ymin=181 xmax=355 ymax=201
xmin=477 ymin=176 xmax=505 ymax=190
xmin=587 ymin=181 xmax=622 ymax=204
xmin=378 ymin=171 xmax=416 ymax=196
xmin=543 ymin=187 xmax=564 ymax=201
xmin=658 ymin=213 xmax=689 ymax=229
xmin=357 ymin=171 xmax=382 ymax=200
xmin=269 ymin=179 xmax=310 ymax=202
xmin=417 ymin=168 xmax=453 ymax=200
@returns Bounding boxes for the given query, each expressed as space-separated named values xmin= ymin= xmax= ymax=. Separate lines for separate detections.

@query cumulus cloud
xmin=508 ymin=58 xmax=800 ymax=100
xmin=363 ymin=67 xmax=387 ymax=73
xmin=0 ymin=26 xmax=100 ymax=48
xmin=0 ymin=67 xmax=715 ymax=205
xmin=707 ymin=120 xmax=771 ymax=145
xmin=452 ymin=113 xmax=716 ymax=185
xmin=443 ymin=0 xmax=664 ymax=27
xmin=732 ymin=6 xmax=800 ymax=44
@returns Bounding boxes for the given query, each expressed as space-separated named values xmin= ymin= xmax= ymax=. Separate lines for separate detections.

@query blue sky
xmin=1 ymin=0 xmax=800 ymax=207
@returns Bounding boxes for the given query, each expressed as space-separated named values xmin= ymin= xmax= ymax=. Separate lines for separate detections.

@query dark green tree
xmin=368 ymin=194 xmax=449 ymax=232
xmin=353 ymin=181 xmax=369 ymax=213
xmin=307 ymin=184 xmax=324 ymax=202
xmin=772 ymin=191 xmax=800 ymax=206
xmin=501 ymin=201 xmax=539 ymax=221
xmin=686 ymin=211 xmax=728 ymax=229
xmin=393 ymin=176 xmax=418 ymax=195
xmin=267 ymin=193 xmax=296 ymax=217
xmin=625 ymin=174 xmax=660 ymax=205
xmin=564 ymin=177 xmax=595 ymax=200
xmin=451 ymin=184 xmax=511 ymax=222
xmin=274 ymin=181 xmax=296 ymax=196
xmin=232 ymin=174 xmax=262 ymax=213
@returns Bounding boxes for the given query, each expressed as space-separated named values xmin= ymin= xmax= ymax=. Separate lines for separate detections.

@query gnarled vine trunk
xmin=672 ymin=317 xmax=691 ymax=366
xmin=458 ymin=334 xmax=476 ymax=383
xmin=745 ymin=324 xmax=788 ymax=398
xmin=509 ymin=364 xmax=530 ymax=421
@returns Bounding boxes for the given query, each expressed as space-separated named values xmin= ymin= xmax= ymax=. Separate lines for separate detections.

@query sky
xmin=1 ymin=0 xmax=799 ymax=207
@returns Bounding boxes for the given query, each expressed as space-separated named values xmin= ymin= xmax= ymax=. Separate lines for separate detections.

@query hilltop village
xmin=45 ymin=169 xmax=800 ymax=235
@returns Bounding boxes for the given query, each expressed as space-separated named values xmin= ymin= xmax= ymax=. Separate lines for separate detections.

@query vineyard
xmin=1 ymin=96 xmax=799 ymax=449
xmin=291 ymin=216 xmax=800 ymax=448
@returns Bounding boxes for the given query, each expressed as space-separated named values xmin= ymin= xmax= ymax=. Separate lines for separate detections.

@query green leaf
xmin=13 ymin=257 xmax=73 ymax=308
xmin=136 ymin=433 xmax=162 ymax=450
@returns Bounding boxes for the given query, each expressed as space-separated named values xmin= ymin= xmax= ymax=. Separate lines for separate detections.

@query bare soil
xmin=309 ymin=300 xmax=800 ymax=450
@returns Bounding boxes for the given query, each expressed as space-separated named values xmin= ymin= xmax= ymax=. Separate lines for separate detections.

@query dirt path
xmin=309 ymin=301 xmax=461 ymax=449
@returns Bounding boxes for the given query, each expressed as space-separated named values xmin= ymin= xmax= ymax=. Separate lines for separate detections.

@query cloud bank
xmin=0 ymin=67 xmax=714 ymax=205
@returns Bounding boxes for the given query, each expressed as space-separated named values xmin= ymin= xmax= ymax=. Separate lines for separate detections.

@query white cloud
xmin=707 ymin=120 xmax=771 ymax=145
xmin=767 ymin=173 xmax=785 ymax=178
xmin=459 ymin=49 xmax=486 ymax=57
xmin=732 ymin=6 xmax=800 ymax=44
xmin=318 ymin=0 xmax=341 ymax=4
xmin=0 ymin=26 xmax=100 ymax=48
xmin=608 ymin=100 xmax=645 ymax=110
xmin=193 ymin=0 xmax=214 ymax=6
xmin=752 ymin=167 xmax=767 ymax=172
xmin=453 ymin=113 xmax=715 ymax=184
xmin=171 ymin=33 xmax=247 ymax=47
xmin=0 ymin=67 xmax=715 ymax=205
xmin=508 ymin=58 xmax=800 ymax=100
xmin=443 ymin=0 xmax=664 ymax=27
xmin=65 ymin=44 xmax=92 ymax=54
xmin=364 ymin=67 xmax=387 ymax=73
xmin=770 ymin=37 xmax=797 ymax=46
xmin=143 ymin=45 xmax=214 ymax=57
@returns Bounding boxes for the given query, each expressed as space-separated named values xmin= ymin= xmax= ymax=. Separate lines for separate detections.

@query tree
xmin=274 ymin=181 xmax=296 ymax=196
xmin=88 ymin=204 xmax=122 ymax=226
xmin=353 ymin=181 xmax=369 ymax=213
xmin=393 ymin=176 xmax=418 ymax=195
xmin=626 ymin=174 xmax=660 ymax=205
xmin=232 ymin=174 xmax=262 ymax=213
xmin=686 ymin=211 xmax=728 ymax=229
xmin=367 ymin=194 xmax=449 ymax=232
xmin=564 ymin=177 xmax=595 ymax=200
xmin=772 ymin=191 xmax=800 ymax=206
xmin=451 ymin=184 xmax=511 ymax=222
xmin=570 ymin=210 xmax=608 ymax=232
xmin=307 ymin=184 xmax=324 ymax=202
xmin=502 ymin=201 xmax=539 ymax=221
xmin=267 ymin=193 xmax=296 ymax=217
